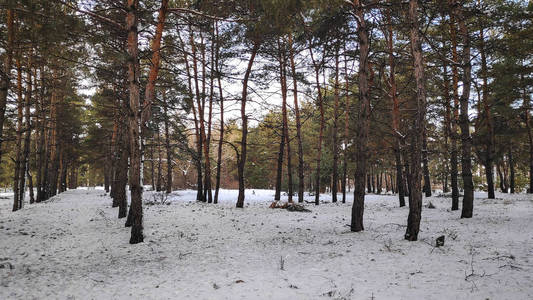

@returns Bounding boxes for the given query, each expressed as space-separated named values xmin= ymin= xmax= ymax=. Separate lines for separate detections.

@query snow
xmin=1 ymin=188 xmax=533 ymax=299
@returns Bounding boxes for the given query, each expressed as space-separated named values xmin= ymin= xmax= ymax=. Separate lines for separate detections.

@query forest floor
xmin=1 ymin=188 xmax=532 ymax=299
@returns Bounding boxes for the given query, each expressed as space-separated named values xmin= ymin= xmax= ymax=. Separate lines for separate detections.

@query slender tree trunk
xmin=13 ymin=57 xmax=23 ymax=212
xmin=508 ymin=147 xmax=515 ymax=193
xmin=117 ymin=127 xmax=129 ymax=219
xmin=156 ymin=125 xmax=163 ymax=191
xmin=214 ymin=22 xmax=223 ymax=204
xmin=422 ymin=130 xmax=431 ymax=197
xmin=274 ymin=102 xmax=285 ymax=201
xmin=20 ymin=53 xmax=33 ymax=208
xmin=351 ymin=0 xmax=370 ymax=232
xmin=479 ymin=20 xmax=495 ymax=199
xmin=280 ymin=43 xmax=293 ymax=203
xmin=524 ymin=81 xmax=533 ymax=193
xmin=236 ymin=42 xmax=260 ymax=208
xmin=163 ymin=91 xmax=172 ymax=193
xmin=405 ymin=0 xmax=427 ymax=241
xmin=449 ymin=8 xmax=460 ymax=211
xmin=332 ymin=46 xmax=340 ymax=203
xmin=288 ymin=33 xmax=304 ymax=203
xmin=308 ymin=43 xmax=325 ymax=206
xmin=190 ymin=27 xmax=208 ymax=203
xmin=178 ymin=30 xmax=203 ymax=201
xmin=455 ymin=1 xmax=474 ymax=219
xmin=386 ymin=8 xmax=405 ymax=206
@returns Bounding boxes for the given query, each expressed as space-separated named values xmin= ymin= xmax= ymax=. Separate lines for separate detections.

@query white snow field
xmin=1 ymin=188 xmax=532 ymax=299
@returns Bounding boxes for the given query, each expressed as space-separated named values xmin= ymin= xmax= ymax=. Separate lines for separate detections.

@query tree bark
xmin=163 ymin=90 xmax=172 ymax=193
xmin=405 ymin=0 xmax=427 ymax=241
xmin=351 ymin=0 xmax=370 ymax=232
xmin=125 ymin=0 xmax=143 ymax=244
xmin=422 ymin=130 xmax=431 ymax=197
xmin=13 ymin=57 xmax=24 ymax=211
xmin=455 ymin=1 xmax=474 ymax=219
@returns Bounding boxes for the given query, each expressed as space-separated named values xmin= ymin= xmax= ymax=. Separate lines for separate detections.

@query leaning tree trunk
xmin=405 ymin=0 xmax=427 ymax=241
xmin=236 ymin=42 xmax=260 ymax=208
xmin=351 ymin=0 xmax=370 ymax=232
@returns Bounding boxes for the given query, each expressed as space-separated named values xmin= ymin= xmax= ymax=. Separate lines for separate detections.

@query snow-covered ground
xmin=1 ymin=188 xmax=532 ymax=299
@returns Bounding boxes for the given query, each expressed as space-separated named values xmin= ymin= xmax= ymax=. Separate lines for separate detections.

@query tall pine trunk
xmin=125 ymin=0 xmax=143 ymax=244
xmin=405 ymin=0 xmax=427 ymax=241
xmin=456 ymin=1 xmax=474 ymax=219
xmin=214 ymin=21 xmax=224 ymax=204
xmin=236 ymin=42 xmax=260 ymax=208
xmin=331 ymin=47 xmax=340 ymax=203
xmin=449 ymin=8 xmax=460 ymax=211
xmin=288 ymin=33 xmax=304 ymax=203
xmin=351 ymin=0 xmax=370 ymax=232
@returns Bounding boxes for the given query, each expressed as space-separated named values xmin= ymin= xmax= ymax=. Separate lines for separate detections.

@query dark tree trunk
xmin=449 ymin=8 xmax=460 ymax=211
xmin=214 ymin=22 xmax=223 ymax=204
xmin=405 ymin=0 xmax=427 ymax=241
xmin=289 ymin=33 xmax=304 ymax=203
xmin=236 ymin=42 xmax=260 ymax=208
xmin=479 ymin=20 xmax=495 ymax=199
xmin=456 ymin=1 xmax=474 ymax=219
xmin=117 ymin=127 xmax=129 ymax=219
xmin=509 ymin=147 xmax=515 ymax=193
xmin=274 ymin=114 xmax=285 ymax=201
xmin=422 ymin=131 xmax=431 ymax=197
xmin=280 ymin=41 xmax=293 ymax=203
xmin=331 ymin=47 xmax=340 ymax=203
xmin=351 ymin=0 xmax=370 ymax=232
xmin=13 ymin=57 xmax=24 ymax=212
xmin=308 ymin=43 xmax=325 ymax=206
xmin=125 ymin=0 xmax=143 ymax=244
xmin=163 ymin=91 xmax=172 ymax=194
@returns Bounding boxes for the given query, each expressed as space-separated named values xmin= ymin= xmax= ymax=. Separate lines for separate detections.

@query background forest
xmin=0 ymin=0 xmax=532 ymax=243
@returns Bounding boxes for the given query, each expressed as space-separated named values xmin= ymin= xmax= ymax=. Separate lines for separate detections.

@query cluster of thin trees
xmin=1 ymin=0 xmax=531 ymax=244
